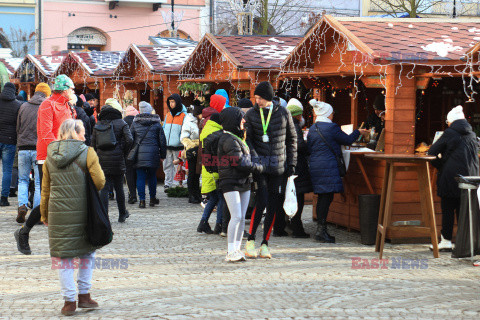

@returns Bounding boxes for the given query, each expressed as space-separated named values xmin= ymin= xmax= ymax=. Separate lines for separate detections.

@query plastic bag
xmin=283 ymin=175 xmax=298 ymax=218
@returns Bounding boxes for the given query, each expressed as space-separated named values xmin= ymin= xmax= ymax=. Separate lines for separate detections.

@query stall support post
xmin=384 ymin=65 xmax=416 ymax=154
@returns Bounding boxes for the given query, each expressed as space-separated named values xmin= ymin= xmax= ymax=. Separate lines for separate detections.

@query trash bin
xmin=452 ymin=176 xmax=480 ymax=260
xmin=358 ymin=194 xmax=381 ymax=245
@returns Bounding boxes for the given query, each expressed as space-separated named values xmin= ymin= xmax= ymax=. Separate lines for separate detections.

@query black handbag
xmin=315 ymin=125 xmax=347 ymax=177
xmin=127 ymin=124 xmax=153 ymax=165
xmin=75 ymin=161 xmax=113 ymax=247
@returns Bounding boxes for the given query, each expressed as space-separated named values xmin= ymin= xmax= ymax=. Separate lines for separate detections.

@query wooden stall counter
xmin=364 ymin=153 xmax=439 ymax=258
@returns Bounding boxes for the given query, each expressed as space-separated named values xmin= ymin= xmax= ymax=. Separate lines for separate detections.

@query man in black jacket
xmin=244 ymin=81 xmax=297 ymax=259
xmin=0 ymin=82 xmax=22 ymax=206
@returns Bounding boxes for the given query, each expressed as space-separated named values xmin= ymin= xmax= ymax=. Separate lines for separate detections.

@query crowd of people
xmin=3 ymin=73 xmax=477 ymax=316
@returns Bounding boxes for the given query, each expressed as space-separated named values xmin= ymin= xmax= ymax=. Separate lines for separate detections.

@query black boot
xmin=14 ymin=227 xmax=32 ymax=255
xmin=213 ymin=223 xmax=222 ymax=234
xmin=314 ymin=220 xmax=335 ymax=243
xmin=197 ymin=220 xmax=213 ymax=234
xmin=149 ymin=198 xmax=159 ymax=207
xmin=189 ymin=195 xmax=201 ymax=204
xmin=118 ymin=210 xmax=130 ymax=223
xmin=9 ymin=188 xmax=17 ymax=197
xmin=139 ymin=200 xmax=146 ymax=208
xmin=127 ymin=194 xmax=137 ymax=204
xmin=0 ymin=196 xmax=9 ymax=206
xmin=291 ymin=219 xmax=310 ymax=238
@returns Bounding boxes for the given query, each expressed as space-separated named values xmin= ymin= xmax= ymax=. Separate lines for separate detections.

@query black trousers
xmin=248 ymin=174 xmax=283 ymax=244
xmin=290 ymin=192 xmax=305 ymax=232
xmin=125 ymin=165 xmax=137 ymax=199
xmin=316 ymin=192 xmax=334 ymax=223
xmin=101 ymin=174 xmax=127 ymax=217
xmin=25 ymin=164 xmax=43 ymax=229
xmin=441 ymin=196 xmax=460 ymax=241
xmin=186 ymin=151 xmax=201 ymax=199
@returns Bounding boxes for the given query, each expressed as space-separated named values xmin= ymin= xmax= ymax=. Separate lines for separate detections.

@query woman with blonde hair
xmin=41 ymin=119 xmax=105 ymax=316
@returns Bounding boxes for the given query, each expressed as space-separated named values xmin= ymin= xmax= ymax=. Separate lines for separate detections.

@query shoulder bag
xmin=315 ymin=125 xmax=347 ymax=177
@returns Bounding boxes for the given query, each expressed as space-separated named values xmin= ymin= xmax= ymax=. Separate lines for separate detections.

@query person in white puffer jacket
xmin=180 ymin=102 xmax=203 ymax=203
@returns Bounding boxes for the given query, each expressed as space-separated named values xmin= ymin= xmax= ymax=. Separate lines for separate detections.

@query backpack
xmin=202 ymin=131 xmax=223 ymax=173
xmin=94 ymin=122 xmax=117 ymax=150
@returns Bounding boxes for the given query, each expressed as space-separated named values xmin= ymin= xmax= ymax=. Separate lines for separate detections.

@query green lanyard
xmin=260 ymin=107 xmax=273 ymax=136
xmin=226 ymin=131 xmax=249 ymax=151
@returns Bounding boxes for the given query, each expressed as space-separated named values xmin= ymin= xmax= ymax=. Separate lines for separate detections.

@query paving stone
xmin=1 ymin=183 xmax=480 ymax=318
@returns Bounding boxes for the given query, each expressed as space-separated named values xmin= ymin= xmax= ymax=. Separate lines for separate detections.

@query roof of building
xmin=0 ymin=57 xmax=22 ymax=75
xmin=148 ymin=36 xmax=198 ymax=47
xmin=284 ymin=15 xmax=480 ymax=67
xmin=72 ymin=51 xmax=124 ymax=76
xmin=116 ymin=44 xmax=196 ymax=74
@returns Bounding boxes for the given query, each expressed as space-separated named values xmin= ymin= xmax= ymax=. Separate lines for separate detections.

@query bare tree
xmin=216 ymin=0 xmax=317 ymax=35
xmin=0 ymin=27 xmax=36 ymax=57
xmin=370 ymin=0 xmax=444 ymax=17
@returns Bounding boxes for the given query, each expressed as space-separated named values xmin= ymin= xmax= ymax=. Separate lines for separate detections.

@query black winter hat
xmin=4 ymin=82 xmax=15 ymax=91
xmin=210 ymin=113 xmax=221 ymax=125
xmin=237 ymin=98 xmax=253 ymax=109
xmin=84 ymin=93 xmax=95 ymax=101
xmin=193 ymin=104 xmax=203 ymax=117
xmin=254 ymin=81 xmax=274 ymax=101
xmin=220 ymin=107 xmax=245 ymax=137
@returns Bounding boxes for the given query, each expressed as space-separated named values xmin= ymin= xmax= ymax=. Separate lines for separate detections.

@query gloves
xmin=286 ymin=165 xmax=296 ymax=177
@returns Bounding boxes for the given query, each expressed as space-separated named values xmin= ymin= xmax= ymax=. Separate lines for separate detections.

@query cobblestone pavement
xmin=1 ymin=185 xmax=480 ymax=319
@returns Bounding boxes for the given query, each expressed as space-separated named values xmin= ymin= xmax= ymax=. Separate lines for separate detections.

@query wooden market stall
xmin=179 ymin=34 xmax=302 ymax=105
xmin=54 ymin=51 xmax=124 ymax=107
xmin=113 ymin=43 xmax=196 ymax=118
xmin=12 ymin=54 xmax=64 ymax=97
xmin=280 ymin=15 xmax=480 ymax=240
xmin=0 ymin=57 xmax=23 ymax=81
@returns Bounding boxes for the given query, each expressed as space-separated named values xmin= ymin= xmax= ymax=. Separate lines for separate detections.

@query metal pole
xmin=453 ymin=0 xmax=457 ymax=18
xmin=171 ymin=0 xmax=175 ymax=36
xmin=468 ymin=189 xmax=474 ymax=263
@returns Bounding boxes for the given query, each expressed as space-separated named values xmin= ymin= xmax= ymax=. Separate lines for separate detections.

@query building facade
xmin=0 ymin=0 xmax=37 ymax=57
xmin=41 ymin=0 xmax=206 ymax=55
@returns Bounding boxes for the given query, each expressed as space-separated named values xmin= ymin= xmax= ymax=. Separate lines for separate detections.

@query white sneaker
xmin=225 ymin=250 xmax=245 ymax=262
xmin=430 ymin=235 xmax=453 ymax=252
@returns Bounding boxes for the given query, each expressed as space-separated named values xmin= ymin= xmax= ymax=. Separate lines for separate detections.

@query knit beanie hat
xmin=447 ymin=105 xmax=465 ymax=123
xmin=310 ymin=99 xmax=333 ymax=118
xmin=237 ymin=98 xmax=253 ymax=109
xmin=287 ymin=98 xmax=304 ymax=116
xmin=126 ymin=105 xmax=139 ymax=117
xmin=105 ymin=98 xmax=123 ymax=113
xmin=139 ymin=101 xmax=153 ymax=114
xmin=84 ymin=93 xmax=95 ymax=101
xmin=254 ymin=81 xmax=274 ymax=101
xmin=193 ymin=104 xmax=203 ymax=117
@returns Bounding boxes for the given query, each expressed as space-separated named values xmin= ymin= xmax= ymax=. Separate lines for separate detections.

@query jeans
xmin=201 ymin=190 xmax=224 ymax=224
xmin=136 ymin=167 xmax=157 ymax=201
xmin=0 ymin=143 xmax=16 ymax=198
xmin=57 ymin=251 xmax=95 ymax=302
xmin=163 ymin=149 xmax=178 ymax=187
xmin=18 ymin=150 xmax=40 ymax=208
xmin=100 ymin=174 xmax=127 ymax=217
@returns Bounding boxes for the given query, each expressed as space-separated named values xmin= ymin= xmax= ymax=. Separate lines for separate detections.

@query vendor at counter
xmin=365 ymin=95 xmax=385 ymax=136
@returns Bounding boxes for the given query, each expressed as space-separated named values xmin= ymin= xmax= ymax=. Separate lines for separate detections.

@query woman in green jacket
xmin=196 ymin=113 xmax=225 ymax=234
xmin=40 ymin=119 xmax=105 ymax=316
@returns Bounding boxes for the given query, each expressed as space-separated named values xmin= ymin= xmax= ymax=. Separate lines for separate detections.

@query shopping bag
xmin=283 ymin=175 xmax=298 ymax=218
